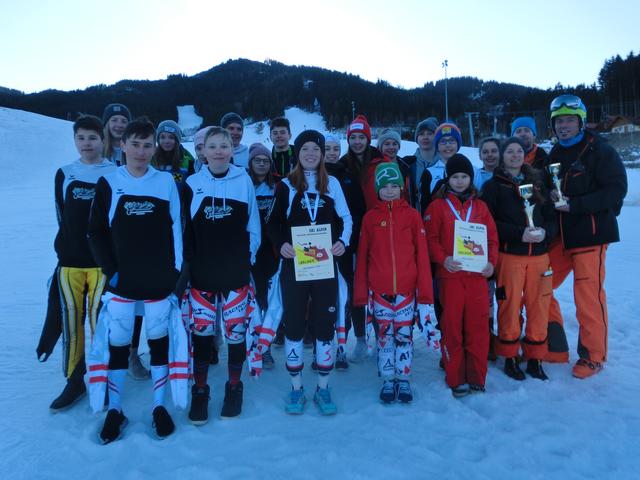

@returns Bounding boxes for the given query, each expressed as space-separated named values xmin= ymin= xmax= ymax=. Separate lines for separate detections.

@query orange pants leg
xmin=570 ymin=245 xmax=608 ymax=362
xmin=495 ymin=254 xmax=526 ymax=358
xmin=521 ymin=254 xmax=551 ymax=360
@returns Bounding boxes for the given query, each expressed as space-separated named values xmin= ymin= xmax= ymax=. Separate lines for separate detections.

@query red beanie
xmin=347 ymin=114 xmax=372 ymax=143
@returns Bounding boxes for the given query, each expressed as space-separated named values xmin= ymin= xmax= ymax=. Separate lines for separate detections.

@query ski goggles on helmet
xmin=550 ymin=94 xmax=587 ymax=122
xmin=550 ymin=94 xmax=583 ymax=111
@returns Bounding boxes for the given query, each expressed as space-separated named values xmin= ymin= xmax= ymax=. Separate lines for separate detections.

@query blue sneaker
xmin=285 ymin=388 xmax=306 ymax=415
xmin=314 ymin=387 xmax=337 ymax=415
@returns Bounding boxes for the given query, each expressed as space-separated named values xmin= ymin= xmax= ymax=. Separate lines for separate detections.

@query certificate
xmin=453 ymin=220 xmax=488 ymax=273
xmin=291 ymin=224 xmax=334 ymax=281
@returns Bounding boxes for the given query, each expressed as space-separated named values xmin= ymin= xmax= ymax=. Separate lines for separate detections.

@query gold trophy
xmin=547 ymin=163 xmax=568 ymax=207
xmin=519 ymin=184 xmax=543 ymax=240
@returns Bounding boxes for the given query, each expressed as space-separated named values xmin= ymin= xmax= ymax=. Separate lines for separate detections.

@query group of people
xmin=40 ymin=94 xmax=627 ymax=444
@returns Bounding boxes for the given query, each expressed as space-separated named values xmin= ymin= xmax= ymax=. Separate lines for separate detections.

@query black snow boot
xmin=220 ymin=381 xmax=243 ymax=418
xmin=152 ymin=406 xmax=175 ymax=439
xmin=526 ymin=359 xmax=549 ymax=381
xmin=188 ymin=384 xmax=210 ymax=426
xmin=504 ymin=357 xmax=526 ymax=381
xmin=100 ymin=409 xmax=128 ymax=444
xmin=50 ymin=363 xmax=87 ymax=412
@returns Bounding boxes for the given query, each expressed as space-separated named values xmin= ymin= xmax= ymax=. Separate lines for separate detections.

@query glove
xmin=417 ymin=304 xmax=441 ymax=351
xmin=108 ymin=272 xmax=119 ymax=288
xmin=247 ymin=344 xmax=264 ymax=378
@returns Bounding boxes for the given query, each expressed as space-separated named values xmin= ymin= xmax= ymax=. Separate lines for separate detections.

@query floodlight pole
xmin=442 ymin=59 xmax=449 ymax=121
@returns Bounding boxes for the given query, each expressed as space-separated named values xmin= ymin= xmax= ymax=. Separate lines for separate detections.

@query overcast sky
xmin=1 ymin=0 xmax=638 ymax=93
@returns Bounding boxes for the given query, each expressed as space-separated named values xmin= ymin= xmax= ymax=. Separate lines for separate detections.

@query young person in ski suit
xmin=402 ymin=117 xmax=439 ymax=209
xmin=339 ymin=115 xmax=384 ymax=362
xmin=544 ymin=94 xmax=627 ymax=378
xmin=248 ymin=142 xmax=279 ymax=369
xmin=152 ymin=120 xmax=195 ymax=191
xmin=266 ymin=130 xmax=352 ymax=415
xmin=474 ymin=136 xmax=501 ymax=360
xmin=376 ymin=128 xmax=416 ymax=207
xmin=221 ymin=112 xmax=250 ymax=169
xmin=425 ymin=154 xmax=498 ymax=397
xmin=193 ymin=126 xmax=213 ymax=173
xmin=183 ymin=127 xmax=261 ymax=424
xmin=354 ymin=162 xmax=433 ymax=403
xmin=481 ymin=137 xmax=558 ymax=381
xmin=88 ymin=118 xmax=183 ymax=443
xmin=102 ymin=103 xmax=131 ymax=166
xmin=48 ymin=115 xmax=116 ymax=412
xmin=270 ymin=116 xmax=297 ymax=177
xmin=323 ymin=134 xmax=366 ymax=369
xmin=419 ymin=122 xmax=465 ymax=214
xmin=102 ymin=103 xmax=149 ymax=379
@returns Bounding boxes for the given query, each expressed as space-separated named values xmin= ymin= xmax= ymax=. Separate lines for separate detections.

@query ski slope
xmin=0 ymin=107 xmax=639 ymax=479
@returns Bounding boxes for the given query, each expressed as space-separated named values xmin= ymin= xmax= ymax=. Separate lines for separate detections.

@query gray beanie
xmin=414 ymin=117 xmax=439 ymax=142
xmin=156 ymin=120 xmax=182 ymax=143
xmin=220 ymin=112 xmax=244 ymax=129
xmin=102 ymin=103 xmax=131 ymax=124
xmin=249 ymin=143 xmax=272 ymax=162
xmin=376 ymin=128 xmax=402 ymax=149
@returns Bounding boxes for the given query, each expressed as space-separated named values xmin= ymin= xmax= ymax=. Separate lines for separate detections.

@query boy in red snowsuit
xmin=425 ymin=154 xmax=498 ymax=397
xmin=354 ymin=162 xmax=434 ymax=403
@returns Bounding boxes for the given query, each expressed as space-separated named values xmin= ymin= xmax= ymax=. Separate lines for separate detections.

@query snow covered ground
xmin=1 ymin=106 xmax=639 ymax=479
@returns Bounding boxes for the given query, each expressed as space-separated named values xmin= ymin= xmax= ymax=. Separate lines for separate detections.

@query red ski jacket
xmin=424 ymin=191 xmax=498 ymax=279
xmin=354 ymin=198 xmax=433 ymax=305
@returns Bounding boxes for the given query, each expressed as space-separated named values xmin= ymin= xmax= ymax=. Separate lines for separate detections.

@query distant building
xmin=597 ymin=115 xmax=640 ymax=134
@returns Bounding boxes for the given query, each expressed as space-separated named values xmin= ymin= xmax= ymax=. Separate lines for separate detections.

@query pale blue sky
xmin=1 ymin=0 xmax=638 ymax=93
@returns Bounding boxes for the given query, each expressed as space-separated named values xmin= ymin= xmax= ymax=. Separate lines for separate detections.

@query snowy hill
xmin=1 ymin=107 xmax=639 ymax=479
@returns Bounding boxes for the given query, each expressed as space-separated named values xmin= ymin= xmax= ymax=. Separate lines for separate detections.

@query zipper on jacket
xmin=388 ymin=202 xmax=397 ymax=294
xmin=591 ymin=214 xmax=596 ymax=235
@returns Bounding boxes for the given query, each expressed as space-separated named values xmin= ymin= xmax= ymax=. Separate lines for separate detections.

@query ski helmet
xmin=550 ymin=94 xmax=587 ymax=131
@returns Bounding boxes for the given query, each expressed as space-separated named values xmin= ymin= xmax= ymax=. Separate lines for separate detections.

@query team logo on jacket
xmin=204 ymin=205 xmax=233 ymax=220
xmin=72 ymin=186 xmax=95 ymax=200
xmin=257 ymin=197 xmax=273 ymax=211
xmin=124 ymin=201 xmax=155 ymax=216
xmin=300 ymin=198 xmax=326 ymax=209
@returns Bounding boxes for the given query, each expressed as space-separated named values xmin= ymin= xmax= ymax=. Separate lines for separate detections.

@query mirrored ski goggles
xmin=550 ymin=94 xmax=583 ymax=112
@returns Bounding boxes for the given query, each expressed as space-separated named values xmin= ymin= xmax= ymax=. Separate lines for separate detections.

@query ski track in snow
xmin=1 ymin=107 xmax=639 ymax=479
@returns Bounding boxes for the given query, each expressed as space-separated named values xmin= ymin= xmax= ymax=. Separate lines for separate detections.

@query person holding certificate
xmin=424 ymin=154 xmax=498 ymax=398
xmin=480 ymin=137 xmax=558 ymax=382
xmin=266 ymin=130 xmax=352 ymax=415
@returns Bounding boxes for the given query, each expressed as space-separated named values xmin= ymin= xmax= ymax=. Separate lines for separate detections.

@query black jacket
xmin=481 ymin=167 xmax=558 ymax=256
xmin=326 ymin=161 xmax=366 ymax=252
xmin=545 ymin=131 xmax=627 ymax=249
xmin=88 ymin=166 xmax=182 ymax=300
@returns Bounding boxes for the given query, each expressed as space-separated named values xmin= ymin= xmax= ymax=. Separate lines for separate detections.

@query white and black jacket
xmin=54 ymin=159 xmax=116 ymax=267
xmin=266 ymin=172 xmax=352 ymax=253
xmin=183 ymin=164 xmax=261 ymax=292
xmin=88 ymin=166 xmax=182 ymax=300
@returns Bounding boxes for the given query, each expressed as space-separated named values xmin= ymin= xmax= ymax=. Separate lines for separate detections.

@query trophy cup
xmin=547 ymin=163 xmax=568 ymax=207
xmin=518 ymin=184 xmax=535 ymax=228
xmin=518 ymin=184 xmax=543 ymax=241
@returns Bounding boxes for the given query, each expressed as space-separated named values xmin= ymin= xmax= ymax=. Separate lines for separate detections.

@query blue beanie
xmin=511 ymin=117 xmax=537 ymax=137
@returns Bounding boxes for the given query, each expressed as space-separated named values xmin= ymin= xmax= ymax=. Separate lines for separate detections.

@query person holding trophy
xmin=544 ymin=94 xmax=627 ymax=379
xmin=481 ymin=137 xmax=558 ymax=381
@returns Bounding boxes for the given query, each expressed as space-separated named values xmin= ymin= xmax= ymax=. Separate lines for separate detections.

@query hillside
xmin=0 ymin=59 xmax=602 ymax=139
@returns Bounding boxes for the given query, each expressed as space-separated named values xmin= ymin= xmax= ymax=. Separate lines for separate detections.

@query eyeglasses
xmin=439 ymin=138 xmax=457 ymax=145
xmin=550 ymin=94 xmax=583 ymax=112
xmin=252 ymin=158 xmax=271 ymax=165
